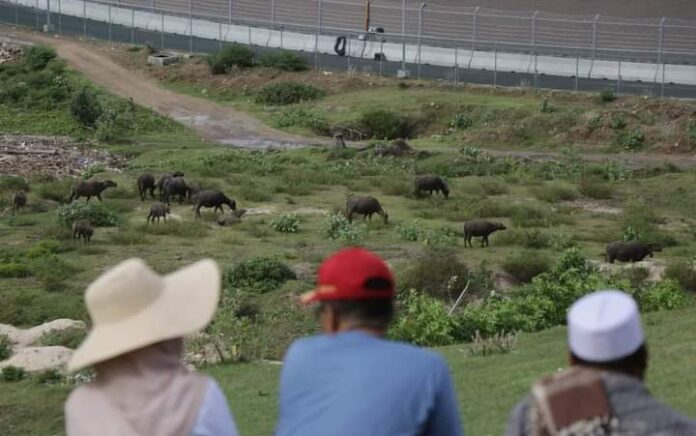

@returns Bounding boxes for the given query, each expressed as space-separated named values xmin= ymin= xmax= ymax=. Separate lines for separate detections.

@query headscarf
xmin=65 ymin=339 xmax=209 ymax=436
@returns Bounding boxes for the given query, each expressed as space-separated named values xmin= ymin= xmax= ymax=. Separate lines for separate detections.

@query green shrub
xmin=39 ymin=327 xmax=86 ymax=349
xmin=502 ymin=251 xmax=550 ymax=283
xmin=259 ymin=50 xmax=308 ymax=71
xmin=396 ymin=220 xmax=424 ymax=241
xmin=422 ymin=227 xmax=458 ymax=247
xmin=36 ymin=179 xmax=72 ymax=202
xmin=632 ymin=280 xmax=687 ymax=311
xmin=524 ymin=229 xmax=551 ymax=249
xmin=359 ymin=109 xmax=412 ymax=140
xmin=70 ymin=87 xmax=102 ymax=128
xmin=688 ymin=119 xmax=696 ymax=142
xmin=1 ymin=366 xmax=26 ymax=382
xmin=25 ymin=240 xmax=61 ymax=259
xmin=271 ymin=107 xmax=329 ymax=134
xmin=610 ymin=115 xmax=627 ymax=130
xmin=271 ymin=214 xmax=300 ymax=233
xmin=323 ymin=214 xmax=364 ymax=245
xmin=0 ymin=176 xmax=29 ymax=192
xmin=510 ymin=205 xmax=551 ymax=228
xmin=225 ymin=257 xmax=296 ymax=293
xmin=255 ymin=82 xmax=324 ymax=106
xmin=540 ymin=98 xmax=554 ymax=113
xmin=0 ymin=335 xmax=11 ymax=361
xmin=207 ymin=44 xmax=255 ymax=74
xmin=391 ymin=290 xmax=456 ymax=346
xmin=665 ymin=260 xmax=696 ymax=293
xmin=0 ymin=263 xmax=31 ymax=278
xmin=400 ymin=249 xmax=470 ymax=300
xmin=23 ymin=45 xmax=56 ymax=71
xmin=578 ymin=177 xmax=613 ymax=199
xmin=450 ymin=113 xmax=473 ymax=130
xmin=30 ymin=254 xmax=76 ymax=292
xmin=531 ymin=184 xmax=577 ymax=203
xmin=618 ymin=129 xmax=645 ymax=151
xmin=35 ymin=369 xmax=63 ymax=385
xmin=599 ymin=88 xmax=616 ymax=103
xmin=56 ymin=202 xmax=119 ymax=227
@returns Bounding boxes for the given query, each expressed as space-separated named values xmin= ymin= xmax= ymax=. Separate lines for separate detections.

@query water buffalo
xmin=72 ymin=219 xmax=93 ymax=244
xmin=464 ymin=220 xmax=506 ymax=247
xmin=606 ymin=241 xmax=662 ymax=263
xmin=147 ymin=202 xmax=170 ymax=224
xmin=69 ymin=180 xmax=118 ymax=202
xmin=415 ymin=175 xmax=449 ymax=198
xmin=346 ymin=196 xmax=388 ymax=224
xmin=156 ymin=172 xmax=185 ymax=199
xmin=161 ymin=177 xmax=189 ymax=205
xmin=11 ymin=190 xmax=27 ymax=214
xmin=137 ymin=174 xmax=156 ymax=201
xmin=194 ymin=190 xmax=236 ymax=218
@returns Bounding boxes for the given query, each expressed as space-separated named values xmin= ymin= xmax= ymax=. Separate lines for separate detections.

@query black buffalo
xmin=464 ymin=220 xmax=506 ymax=247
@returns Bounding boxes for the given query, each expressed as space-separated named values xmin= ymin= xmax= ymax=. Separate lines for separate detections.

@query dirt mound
xmin=0 ymin=135 xmax=125 ymax=178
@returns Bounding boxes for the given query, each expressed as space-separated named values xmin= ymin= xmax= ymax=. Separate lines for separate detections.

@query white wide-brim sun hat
xmin=68 ymin=258 xmax=220 ymax=372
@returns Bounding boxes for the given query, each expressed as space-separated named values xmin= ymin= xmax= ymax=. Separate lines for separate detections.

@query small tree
xmin=70 ymin=87 xmax=102 ymax=128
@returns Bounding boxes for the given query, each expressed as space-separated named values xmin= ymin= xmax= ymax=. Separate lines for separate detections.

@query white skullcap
xmin=567 ymin=290 xmax=645 ymax=363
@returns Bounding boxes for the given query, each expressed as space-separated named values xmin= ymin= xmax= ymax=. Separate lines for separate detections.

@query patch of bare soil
xmin=562 ymin=199 xmax=623 ymax=216
xmin=0 ymin=135 xmax=125 ymax=178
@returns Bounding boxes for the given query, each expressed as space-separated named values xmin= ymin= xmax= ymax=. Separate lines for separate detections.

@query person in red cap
xmin=275 ymin=248 xmax=464 ymax=436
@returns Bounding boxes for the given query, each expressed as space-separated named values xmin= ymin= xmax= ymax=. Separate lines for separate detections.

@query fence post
xmin=131 ymin=8 xmax=134 ymax=44
xmin=591 ymin=14 xmax=599 ymax=61
xmin=82 ymin=0 xmax=86 ymax=38
xmin=575 ymin=46 xmax=579 ymax=91
xmin=400 ymin=0 xmax=407 ymax=75
xmin=532 ymin=10 xmax=538 ymax=87
xmin=661 ymin=57 xmax=665 ymax=97
xmin=472 ymin=6 xmax=479 ymax=51
xmin=45 ymin=0 xmax=52 ymax=31
xmin=228 ymin=0 xmax=232 ymax=23
xmin=188 ymin=0 xmax=193 ymax=53
xmin=34 ymin=0 xmax=38 ymax=29
xmin=14 ymin=0 xmax=18 ymax=26
xmin=454 ymin=47 xmax=458 ymax=83
xmin=315 ymin=0 xmax=322 ymax=69
xmin=379 ymin=39 xmax=384 ymax=76
xmin=161 ymin=13 xmax=164 ymax=49
xmin=57 ymin=0 xmax=61 ymax=34
xmin=493 ymin=42 xmax=498 ymax=87
xmin=280 ymin=25 xmax=284 ymax=48
xmin=271 ymin=0 xmax=275 ymax=30
xmin=218 ymin=22 xmax=222 ymax=50
xmin=108 ymin=5 xmax=112 ymax=44
xmin=417 ymin=3 xmax=426 ymax=79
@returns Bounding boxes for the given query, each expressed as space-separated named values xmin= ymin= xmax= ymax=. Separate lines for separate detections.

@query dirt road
xmin=8 ymin=31 xmax=322 ymax=150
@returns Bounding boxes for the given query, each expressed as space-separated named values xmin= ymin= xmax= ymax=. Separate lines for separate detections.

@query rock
xmin=0 ymin=346 xmax=73 ymax=372
xmin=290 ymin=263 xmax=315 ymax=281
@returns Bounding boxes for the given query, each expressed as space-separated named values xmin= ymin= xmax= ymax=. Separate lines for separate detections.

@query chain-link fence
xmin=2 ymin=0 xmax=696 ymax=98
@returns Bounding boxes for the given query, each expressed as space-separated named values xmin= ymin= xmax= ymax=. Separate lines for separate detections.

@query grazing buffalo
xmin=464 ymin=220 xmax=506 ymax=247
xmin=194 ymin=190 xmax=236 ymax=218
xmin=606 ymin=241 xmax=662 ymax=263
xmin=137 ymin=174 xmax=156 ymax=201
xmin=156 ymin=172 xmax=185 ymax=199
xmin=415 ymin=175 xmax=449 ymax=198
xmin=161 ymin=177 xmax=189 ymax=205
xmin=346 ymin=196 xmax=388 ymax=224
xmin=147 ymin=202 xmax=171 ymax=224
xmin=11 ymin=190 xmax=27 ymax=214
xmin=69 ymin=180 xmax=118 ymax=202
xmin=72 ymin=219 xmax=93 ymax=244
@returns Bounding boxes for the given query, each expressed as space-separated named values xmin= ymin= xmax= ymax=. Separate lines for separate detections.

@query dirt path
xmin=5 ymin=30 xmax=324 ymax=149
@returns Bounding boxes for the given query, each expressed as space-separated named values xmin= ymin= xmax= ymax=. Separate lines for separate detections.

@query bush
xmin=665 ymin=260 xmax=696 ymax=293
xmin=599 ymin=88 xmax=616 ymax=103
xmin=450 ymin=113 xmax=473 ymax=130
xmin=1 ymin=366 xmax=26 ymax=382
xmin=255 ymin=82 xmax=324 ymax=106
xmin=271 ymin=107 xmax=329 ymax=135
xmin=0 ymin=335 xmax=11 ymax=361
xmin=23 ymin=45 xmax=57 ymax=71
xmin=359 ymin=109 xmax=412 ymax=140
xmin=396 ymin=220 xmax=424 ymax=242
xmin=56 ymin=202 xmax=120 ymax=227
xmin=0 ymin=263 xmax=31 ymax=278
xmin=25 ymin=240 xmax=62 ymax=259
xmin=323 ymin=214 xmax=364 ymax=245
xmin=688 ymin=120 xmax=696 ymax=142
xmin=35 ymin=369 xmax=63 ymax=385
xmin=225 ymin=257 xmax=296 ymax=293
xmin=524 ymin=229 xmax=551 ymax=249
xmin=617 ymin=129 xmax=645 ymax=151
xmin=578 ymin=177 xmax=613 ymax=199
xmin=271 ymin=214 xmax=300 ymax=233
xmin=36 ymin=179 xmax=72 ymax=202
xmin=70 ymin=87 xmax=102 ymax=128
xmin=207 ymin=44 xmax=255 ymax=74
xmin=39 ymin=327 xmax=86 ymax=349
xmin=540 ymin=98 xmax=554 ymax=113
xmin=259 ymin=50 xmax=308 ymax=71
xmin=510 ymin=205 xmax=552 ymax=228
xmin=0 ymin=176 xmax=29 ymax=192
xmin=30 ymin=254 xmax=76 ymax=292
xmin=501 ymin=251 xmax=550 ymax=283
xmin=632 ymin=280 xmax=687 ymax=311
xmin=400 ymin=249 xmax=470 ymax=301
xmin=390 ymin=290 xmax=457 ymax=346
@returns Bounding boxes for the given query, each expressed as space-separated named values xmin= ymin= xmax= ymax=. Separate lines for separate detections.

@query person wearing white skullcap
xmin=504 ymin=290 xmax=696 ymax=436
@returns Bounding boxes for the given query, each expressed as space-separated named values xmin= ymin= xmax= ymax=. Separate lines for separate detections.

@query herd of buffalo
xmin=8 ymin=173 xmax=661 ymax=264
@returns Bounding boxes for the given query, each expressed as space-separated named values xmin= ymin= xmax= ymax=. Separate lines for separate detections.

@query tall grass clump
xmin=207 ymin=44 xmax=255 ymax=74
xmin=224 ymin=257 xmax=296 ymax=293
xmin=255 ymin=82 xmax=324 ymax=105
xmin=501 ymin=251 xmax=550 ymax=283
xmin=323 ymin=214 xmax=364 ymax=245
xmin=259 ymin=50 xmax=308 ymax=71
xmin=359 ymin=109 xmax=413 ymax=140
xmin=578 ymin=177 xmax=613 ymax=199
xmin=399 ymin=249 xmax=471 ymax=301
xmin=70 ymin=87 xmax=102 ymax=128
xmin=665 ymin=260 xmax=696 ymax=293
xmin=271 ymin=214 xmax=300 ymax=233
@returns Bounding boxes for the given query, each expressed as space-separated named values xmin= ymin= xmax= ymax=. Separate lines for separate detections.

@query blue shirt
xmin=191 ymin=379 xmax=239 ymax=436
xmin=276 ymin=331 xmax=464 ymax=436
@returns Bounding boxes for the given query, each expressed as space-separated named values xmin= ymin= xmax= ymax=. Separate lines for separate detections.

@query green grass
xmin=3 ymin=306 xmax=695 ymax=436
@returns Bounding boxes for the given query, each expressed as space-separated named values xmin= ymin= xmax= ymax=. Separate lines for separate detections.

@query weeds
xmin=359 ymin=109 xmax=412 ymax=140
xmin=271 ymin=214 xmax=300 ymax=233
xmin=56 ymin=202 xmax=119 ymax=227
xmin=599 ymin=88 xmax=616 ymax=103
xmin=207 ymin=44 xmax=255 ymax=74
xmin=259 ymin=51 xmax=308 ymax=71
xmin=579 ymin=177 xmax=613 ymax=199
xmin=1 ymin=366 xmax=26 ymax=382
xmin=224 ymin=257 xmax=296 ymax=293
xmin=255 ymin=82 xmax=324 ymax=106
xmin=0 ymin=335 xmax=11 ymax=360
xmin=467 ymin=330 xmax=518 ymax=356
xmin=665 ymin=260 xmax=696 ymax=293
xmin=501 ymin=251 xmax=550 ymax=283
xmin=618 ymin=129 xmax=645 ymax=151
xmin=450 ymin=113 xmax=473 ymax=130
xmin=39 ymin=327 xmax=86 ymax=349
xmin=323 ymin=214 xmax=364 ymax=245
xmin=400 ymin=249 xmax=470 ymax=301
xmin=531 ymin=184 xmax=577 ymax=203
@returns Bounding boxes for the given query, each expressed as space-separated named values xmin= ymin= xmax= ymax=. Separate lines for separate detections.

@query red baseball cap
xmin=300 ymin=248 xmax=395 ymax=304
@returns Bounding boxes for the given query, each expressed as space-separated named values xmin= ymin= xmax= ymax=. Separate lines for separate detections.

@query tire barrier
xmin=334 ymin=36 xmax=346 ymax=57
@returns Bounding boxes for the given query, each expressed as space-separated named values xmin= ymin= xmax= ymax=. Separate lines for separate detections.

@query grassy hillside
xmin=3 ymin=305 xmax=695 ymax=436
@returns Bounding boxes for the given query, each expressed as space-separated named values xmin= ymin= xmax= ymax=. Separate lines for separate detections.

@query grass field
xmin=3 ymin=306 xmax=696 ymax=436
xmin=2 ymin=42 xmax=696 ymax=435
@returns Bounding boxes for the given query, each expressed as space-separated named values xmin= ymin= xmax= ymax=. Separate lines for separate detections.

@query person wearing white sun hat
xmin=64 ymin=258 xmax=239 ymax=436
xmin=505 ymin=290 xmax=696 ymax=436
